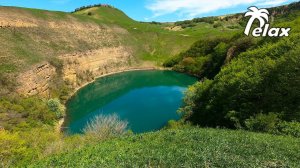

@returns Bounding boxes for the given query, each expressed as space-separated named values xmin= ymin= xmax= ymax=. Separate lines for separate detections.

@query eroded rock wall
xmin=60 ymin=46 xmax=134 ymax=88
xmin=16 ymin=62 xmax=56 ymax=97
xmin=16 ymin=46 xmax=135 ymax=97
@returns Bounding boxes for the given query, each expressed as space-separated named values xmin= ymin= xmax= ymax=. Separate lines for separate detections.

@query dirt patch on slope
xmin=165 ymin=26 xmax=183 ymax=31
xmin=0 ymin=19 xmax=37 ymax=28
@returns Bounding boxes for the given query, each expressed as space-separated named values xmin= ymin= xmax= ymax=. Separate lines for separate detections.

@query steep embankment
xmin=0 ymin=5 xmax=240 ymax=97
xmin=31 ymin=128 xmax=300 ymax=167
xmin=0 ymin=6 xmax=141 ymax=96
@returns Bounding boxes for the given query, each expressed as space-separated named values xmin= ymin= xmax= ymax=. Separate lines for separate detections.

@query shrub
xmin=276 ymin=121 xmax=300 ymax=137
xmin=0 ymin=73 xmax=17 ymax=95
xmin=164 ymin=120 xmax=192 ymax=130
xmin=163 ymin=55 xmax=182 ymax=67
xmin=174 ymin=20 xmax=196 ymax=28
xmin=245 ymin=113 xmax=280 ymax=133
xmin=0 ymin=97 xmax=57 ymax=130
xmin=47 ymin=99 xmax=65 ymax=119
xmin=192 ymin=17 xmax=218 ymax=24
xmin=165 ymin=37 xmax=230 ymax=78
xmin=59 ymin=84 xmax=72 ymax=102
xmin=213 ymin=22 xmax=222 ymax=28
xmin=0 ymin=127 xmax=65 ymax=167
xmin=83 ymin=114 xmax=128 ymax=140
xmin=150 ymin=21 xmax=162 ymax=25
xmin=0 ymin=131 xmax=29 ymax=167
xmin=48 ymin=58 xmax=63 ymax=75
xmin=245 ymin=115 xmax=300 ymax=137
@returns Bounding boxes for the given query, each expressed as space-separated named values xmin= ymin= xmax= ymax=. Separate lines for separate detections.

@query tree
xmin=47 ymin=99 xmax=65 ymax=118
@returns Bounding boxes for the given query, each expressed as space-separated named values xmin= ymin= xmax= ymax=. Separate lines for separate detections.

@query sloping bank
xmin=30 ymin=128 xmax=300 ymax=167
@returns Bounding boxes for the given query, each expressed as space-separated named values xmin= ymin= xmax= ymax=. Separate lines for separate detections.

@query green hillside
xmin=0 ymin=5 xmax=239 ymax=75
xmin=163 ymin=2 xmax=300 ymax=135
xmin=1 ymin=2 xmax=300 ymax=168
xmin=31 ymin=128 xmax=300 ymax=167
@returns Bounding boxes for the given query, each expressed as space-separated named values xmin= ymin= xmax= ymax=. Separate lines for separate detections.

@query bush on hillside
xmin=192 ymin=17 xmax=219 ymax=24
xmin=0 ymin=126 xmax=64 ymax=167
xmin=83 ymin=114 xmax=128 ymax=140
xmin=244 ymin=113 xmax=300 ymax=137
xmin=164 ymin=37 xmax=233 ymax=78
xmin=174 ymin=16 xmax=220 ymax=29
xmin=245 ymin=113 xmax=280 ymax=133
xmin=0 ymin=97 xmax=57 ymax=130
xmin=275 ymin=121 xmax=300 ymax=137
xmin=0 ymin=130 xmax=29 ymax=167
xmin=150 ymin=21 xmax=162 ymax=25
xmin=164 ymin=35 xmax=256 ymax=78
xmin=0 ymin=73 xmax=17 ymax=96
xmin=47 ymin=99 xmax=65 ymax=119
xmin=213 ymin=22 xmax=222 ymax=28
xmin=48 ymin=58 xmax=63 ymax=74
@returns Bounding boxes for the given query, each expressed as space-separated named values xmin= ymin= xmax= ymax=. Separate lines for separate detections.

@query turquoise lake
xmin=65 ymin=70 xmax=197 ymax=134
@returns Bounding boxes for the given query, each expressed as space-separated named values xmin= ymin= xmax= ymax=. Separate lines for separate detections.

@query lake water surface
xmin=65 ymin=70 xmax=197 ymax=134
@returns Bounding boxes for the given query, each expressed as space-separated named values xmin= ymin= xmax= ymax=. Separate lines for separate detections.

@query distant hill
xmin=174 ymin=1 xmax=300 ymax=29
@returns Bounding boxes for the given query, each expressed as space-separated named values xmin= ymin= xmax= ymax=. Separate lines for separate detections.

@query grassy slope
xmin=0 ymin=6 xmax=240 ymax=74
xmin=31 ymin=128 xmax=300 ymax=167
xmin=74 ymin=7 xmax=238 ymax=61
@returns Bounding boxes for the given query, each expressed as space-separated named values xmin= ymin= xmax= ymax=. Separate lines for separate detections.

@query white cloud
xmin=146 ymin=0 xmax=292 ymax=19
xmin=256 ymin=0 xmax=288 ymax=6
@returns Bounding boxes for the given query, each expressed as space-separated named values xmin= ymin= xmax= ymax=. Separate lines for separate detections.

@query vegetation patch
xmin=31 ymin=128 xmax=300 ymax=167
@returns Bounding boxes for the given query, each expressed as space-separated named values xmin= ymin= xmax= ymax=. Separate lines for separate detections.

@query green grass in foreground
xmin=31 ymin=128 xmax=300 ymax=167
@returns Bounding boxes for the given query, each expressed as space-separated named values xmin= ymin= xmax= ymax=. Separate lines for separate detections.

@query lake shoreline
xmin=59 ymin=66 xmax=171 ymax=133
xmin=70 ymin=67 xmax=168 ymax=98
xmin=62 ymin=68 xmax=197 ymax=134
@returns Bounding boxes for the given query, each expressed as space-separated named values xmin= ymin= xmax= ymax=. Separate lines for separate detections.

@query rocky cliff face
xmin=60 ymin=46 xmax=134 ymax=88
xmin=1 ymin=6 xmax=179 ymax=98
xmin=16 ymin=62 xmax=56 ymax=97
xmin=15 ymin=46 xmax=138 ymax=97
xmin=1 ymin=6 xmax=137 ymax=97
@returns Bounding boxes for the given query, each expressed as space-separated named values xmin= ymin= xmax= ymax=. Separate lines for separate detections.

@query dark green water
xmin=65 ymin=70 xmax=197 ymax=134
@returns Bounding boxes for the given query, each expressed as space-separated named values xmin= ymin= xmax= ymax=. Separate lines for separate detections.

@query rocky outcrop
xmin=15 ymin=46 xmax=139 ymax=97
xmin=0 ymin=19 xmax=37 ymax=28
xmin=60 ymin=46 xmax=134 ymax=88
xmin=224 ymin=46 xmax=237 ymax=64
xmin=16 ymin=62 xmax=56 ymax=97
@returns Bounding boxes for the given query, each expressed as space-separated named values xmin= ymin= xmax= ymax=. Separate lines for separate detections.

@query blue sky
xmin=0 ymin=0 xmax=298 ymax=22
